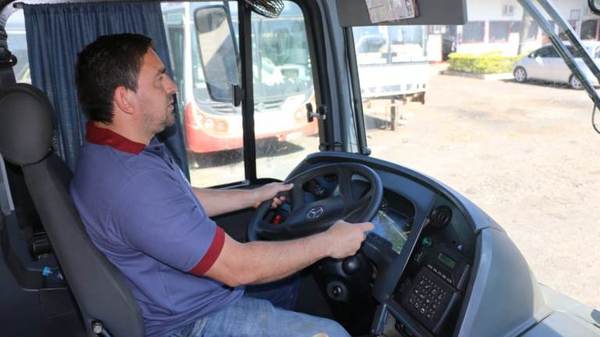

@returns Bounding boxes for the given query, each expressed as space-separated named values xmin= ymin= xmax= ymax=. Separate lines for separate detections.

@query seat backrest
xmin=0 ymin=84 xmax=144 ymax=337
xmin=4 ymin=159 xmax=47 ymax=240
xmin=0 ymin=152 xmax=14 ymax=217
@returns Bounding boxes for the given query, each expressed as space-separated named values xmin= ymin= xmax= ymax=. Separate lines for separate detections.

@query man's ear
xmin=113 ymin=85 xmax=135 ymax=115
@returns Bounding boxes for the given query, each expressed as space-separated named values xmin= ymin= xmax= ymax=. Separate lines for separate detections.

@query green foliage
xmin=448 ymin=52 xmax=523 ymax=74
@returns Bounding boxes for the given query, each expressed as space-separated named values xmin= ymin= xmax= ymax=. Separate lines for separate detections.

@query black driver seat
xmin=0 ymin=84 xmax=144 ymax=337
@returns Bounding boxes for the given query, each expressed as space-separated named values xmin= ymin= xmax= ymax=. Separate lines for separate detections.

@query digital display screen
xmin=438 ymin=253 xmax=456 ymax=269
xmin=370 ymin=210 xmax=409 ymax=254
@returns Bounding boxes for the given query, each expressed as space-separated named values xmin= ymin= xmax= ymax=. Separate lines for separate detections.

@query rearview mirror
xmin=589 ymin=0 xmax=600 ymax=15
xmin=194 ymin=5 xmax=239 ymax=104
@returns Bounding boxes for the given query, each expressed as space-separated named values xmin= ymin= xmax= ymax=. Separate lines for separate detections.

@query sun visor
xmin=337 ymin=0 xmax=467 ymax=27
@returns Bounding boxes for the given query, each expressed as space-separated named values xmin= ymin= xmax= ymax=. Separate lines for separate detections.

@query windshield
xmin=159 ymin=1 xmax=318 ymax=187
xmin=351 ymin=1 xmax=600 ymax=309
xmin=183 ymin=2 xmax=312 ymax=104
xmin=354 ymin=25 xmax=427 ymax=65
xmin=251 ymin=6 xmax=313 ymax=102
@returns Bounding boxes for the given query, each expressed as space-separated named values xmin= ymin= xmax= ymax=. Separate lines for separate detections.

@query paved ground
xmin=191 ymin=74 xmax=600 ymax=309
xmin=366 ymin=74 xmax=600 ymax=309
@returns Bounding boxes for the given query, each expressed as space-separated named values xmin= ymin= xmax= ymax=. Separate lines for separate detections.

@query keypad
xmin=402 ymin=268 xmax=455 ymax=331
xmin=406 ymin=270 xmax=450 ymax=322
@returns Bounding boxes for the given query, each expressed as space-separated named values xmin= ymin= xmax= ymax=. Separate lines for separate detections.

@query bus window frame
xmin=235 ymin=0 xmax=333 ymax=184
xmin=293 ymin=0 xmax=334 ymax=154
xmin=0 ymin=0 xmax=335 ymax=188
xmin=344 ymin=26 xmax=370 ymax=155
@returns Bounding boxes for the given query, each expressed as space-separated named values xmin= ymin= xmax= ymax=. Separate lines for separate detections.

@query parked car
xmin=513 ymin=41 xmax=600 ymax=89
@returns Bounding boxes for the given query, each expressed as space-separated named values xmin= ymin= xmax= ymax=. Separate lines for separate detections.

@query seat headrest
xmin=0 ymin=84 xmax=54 ymax=166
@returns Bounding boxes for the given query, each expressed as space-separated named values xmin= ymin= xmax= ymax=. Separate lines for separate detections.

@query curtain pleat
xmin=23 ymin=2 xmax=189 ymax=176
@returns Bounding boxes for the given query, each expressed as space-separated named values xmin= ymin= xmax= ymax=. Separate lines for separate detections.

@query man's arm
xmin=192 ymin=182 xmax=292 ymax=217
xmin=202 ymin=220 xmax=373 ymax=287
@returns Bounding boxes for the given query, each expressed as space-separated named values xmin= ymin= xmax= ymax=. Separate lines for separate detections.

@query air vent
xmin=429 ymin=206 xmax=452 ymax=229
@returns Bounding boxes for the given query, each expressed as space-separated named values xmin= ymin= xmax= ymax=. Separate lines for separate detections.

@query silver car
xmin=513 ymin=41 xmax=600 ymax=89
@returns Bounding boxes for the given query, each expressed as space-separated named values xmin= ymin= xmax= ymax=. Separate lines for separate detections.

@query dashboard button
xmin=342 ymin=256 xmax=361 ymax=275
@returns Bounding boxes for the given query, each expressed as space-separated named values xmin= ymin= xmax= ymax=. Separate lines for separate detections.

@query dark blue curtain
xmin=23 ymin=2 xmax=188 ymax=175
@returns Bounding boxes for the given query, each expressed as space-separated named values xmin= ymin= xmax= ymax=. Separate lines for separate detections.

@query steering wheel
xmin=248 ymin=162 xmax=383 ymax=241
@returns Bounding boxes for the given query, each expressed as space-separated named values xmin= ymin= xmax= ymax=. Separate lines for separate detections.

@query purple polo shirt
xmin=70 ymin=122 xmax=243 ymax=337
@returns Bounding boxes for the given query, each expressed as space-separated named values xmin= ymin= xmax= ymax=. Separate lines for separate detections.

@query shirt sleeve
xmin=111 ymin=169 xmax=224 ymax=274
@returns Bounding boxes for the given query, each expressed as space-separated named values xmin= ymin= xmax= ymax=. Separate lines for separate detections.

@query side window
xmin=581 ymin=19 xmax=598 ymax=40
xmin=162 ymin=2 xmax=245 ymax=187
xmin=489 ymin=21 xmax=510 ymax=43
xmin=165 ymin=23 xmax=185 ymax=93
xmin=354 ymin=27 xmax=388 ymax=65
xmin=252 ymin=2 xmax=318 ymax=180
xmin=526 ymin=22 xmax=539 ymax=41
xmin=510 ymin=21 xmax=522 ymax=34
xmin=389 ymin=26 xmax=427 ymax=63
xmin=358 ymin=35 xmax=386 ymax=54
xmin=533 ymin=47 xmax=546 ymax=57
xmin=537 ymin=46 xmax=557 ymax=58
xmin=546 ymin=46 xmax=559 ymax=58
xmin=462 ymin=21 xmax=485 ymax=43
xmin=162 ymin=1 xmax=319 ymax=186
xmin=5 ymin=11 xmax=31 ymax=84
xmin=567 ymin=46 xmax=583 ymax=58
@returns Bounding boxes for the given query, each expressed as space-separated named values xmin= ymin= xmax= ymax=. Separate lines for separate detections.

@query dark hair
xmin=75 ymin=33 xmax=153 ymax=123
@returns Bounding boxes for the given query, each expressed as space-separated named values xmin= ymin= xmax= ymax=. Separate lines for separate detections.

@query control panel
xmin=401 ymin=267 xmax=459 ymax=334
xmin=396 ymin=241 xmax=470 ymax=335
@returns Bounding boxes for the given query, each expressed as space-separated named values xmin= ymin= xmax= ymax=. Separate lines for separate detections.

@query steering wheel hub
xmin=306 ymin=206 xmax=325 ymax=220
xmin=248 ymin=162 xmax=383 ymax=241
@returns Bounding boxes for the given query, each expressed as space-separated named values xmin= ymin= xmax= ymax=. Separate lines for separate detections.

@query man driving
xmin=70 ymin=33 xmax=373 ymax=337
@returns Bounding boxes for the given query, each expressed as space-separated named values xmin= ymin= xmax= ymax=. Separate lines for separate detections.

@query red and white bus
xmin=162 ymin=2 xmax=317 ymax=155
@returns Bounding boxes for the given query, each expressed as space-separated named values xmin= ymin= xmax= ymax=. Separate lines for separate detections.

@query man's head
xmin=76 ymin=33 xmax=177 ymax=139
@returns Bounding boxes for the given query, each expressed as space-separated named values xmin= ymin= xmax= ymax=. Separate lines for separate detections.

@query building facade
xmin=448 ymin=0 xmax=598 ymax=56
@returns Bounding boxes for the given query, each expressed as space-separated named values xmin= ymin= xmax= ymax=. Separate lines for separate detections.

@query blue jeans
xmin=245 ymin=275 xmax=301 ymax=310
xmin=166 ymin=278 xmax=349 ymax=337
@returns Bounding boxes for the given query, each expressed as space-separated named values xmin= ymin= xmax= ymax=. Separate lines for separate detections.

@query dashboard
xmin=280 ymin=156 xmax=478 ymax=337
xmin=273 ymin=153 xmax=556 ymax=337
xmin=370 ymin=189 xmax=474 ymax=337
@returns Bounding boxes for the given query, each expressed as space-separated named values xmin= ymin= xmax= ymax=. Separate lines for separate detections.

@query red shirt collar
xmin=85 ymin=121 xmax=146 ymax=154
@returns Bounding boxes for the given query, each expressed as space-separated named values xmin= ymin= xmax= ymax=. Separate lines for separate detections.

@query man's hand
xmin=207 ymin=219 xmax=374 ymax=287
xmin=321 ymin=220 xmax=374 ymax=259
xmin=253 ymin=182 xmax=294 ymax=208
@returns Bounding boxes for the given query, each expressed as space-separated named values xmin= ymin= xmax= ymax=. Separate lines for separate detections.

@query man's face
xmin=132 ymin=49 xmax=178 ymax=136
